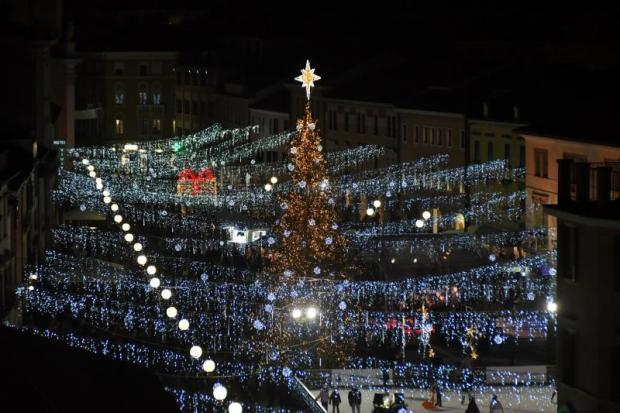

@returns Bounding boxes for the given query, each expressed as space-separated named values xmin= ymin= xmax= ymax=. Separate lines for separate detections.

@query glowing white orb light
xmin=89 ymin=171 xmax=96 ymax=178
xmin=228 ymin=402 xmax=242 ymax=413
xmin=102 ymin=190 xmax=110 ymax=197
xmin=422 ymin=210 xmax=431 ymax=220
xmin=178 ymin=319 xmax=190 ymax=330
xmin=161 ymin=289 xmax=172 ymax=300
xmin=82 ymin=159 xmax=89 ymax=165
xmin=190 ymin=345 xmax=203 ymax=359
xmin=113 ymin=214 xmax=123 ymax=223
xmin=103 ymin=196 xmax=111 ymax=204
xmin=87 ymin=165 xmax=95 ymax=172
xmin=96 ymin=183 xmax=103 ymax=190
xmin=291 ymin=308 xmax=302 ymax=319
xmin=111 ymin=203 xmax=119 ymax=212
xmin=137 ymin=255 xmax=147 ymax=265
xmin=121 ymin=223 xmax=130 ymax=231
xmin=146 ymin=265 xmax=157 ymax=275
xmin=415 ymin=219 xmax=424 ymax=228
xmin=166 ymin=306 xmax=177 ymax=318
xmin=133 ymin=243 xmax=143 ymax=252
xmin=366 ymin=207 xmax=375 ymax=216
xmin=202 ymin=359 xmax=216 ymax=373
xmin=270 ymin=176 xmax=278 ymax=184
xmin=95 ymin=177 xmax=102 ymax=185
xmin=373 ymin=200 xmax=381 ymax=208
xmin=213 ymin=383 xmax=227 ymax=401
xmin=149 ymin=277 xmax=160 ymax=288
xmin=264 ymin=183 xmax=273 ymax=191
xmin=547 ymin=301 xmax=558 ymax=313
xmin=124 ymin=233 xmax=134 ymax=242
xmin=305 ymin=307 xmax=318 ymax=319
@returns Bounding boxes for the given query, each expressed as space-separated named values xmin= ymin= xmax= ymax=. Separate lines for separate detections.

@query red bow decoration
xmin=178 ymin=167 xmax=215 ymax=195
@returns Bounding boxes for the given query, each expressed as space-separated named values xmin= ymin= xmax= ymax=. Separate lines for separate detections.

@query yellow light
xmin=111 ymin=203 xmax=119 ymax=212
xmin=133 ymin=243 xmax=143 ymax=252
xmin=113 ymin=214 xmax=123 ymax=223
xmin=121 ymin=223 xmax=130 ymax=231
xmin=294 ymin=59 xmax=321 ymax=100
xmin=137 ymin=254 xmax=147 ymax=265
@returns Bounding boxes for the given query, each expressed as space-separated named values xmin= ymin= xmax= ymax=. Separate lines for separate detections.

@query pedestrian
xmin=330 ymin=388 xmax=342 ymax=413
xmin=489 ymin=394 xmax=504 ymax=413
xmin=316 ymin=385 xmax=329 ymax=411
xmin=466 ymin=396 xmax=480 ymax=413
xmin=434 ymin=384 xmax=442 ymax=407
xmin=348 ymin=386 xmax=362 ymax=413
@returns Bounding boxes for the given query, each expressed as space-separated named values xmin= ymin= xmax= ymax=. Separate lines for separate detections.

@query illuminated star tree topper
xmin=295 ymin=59 xmax=321 ymax=100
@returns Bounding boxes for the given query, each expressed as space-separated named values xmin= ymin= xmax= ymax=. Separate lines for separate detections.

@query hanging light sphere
xmin=149 ymin=277 xmax=160 ymax=288
xmin=291 ymin=308 xmax=302 ymax=319
xmin=305 ymin=307 xmax=318 ymax=319
xmin=121 ymin=223 xmax=130 ymax=231
xmin=415 ymin=219 xmax=424 ymax=228
xmin=137 ymin=254 xmax=147 ymax=265
xmin=111 ymin=203 xmax=119 ymax=212
xmin=102 ymin=190 xmax=110 ymax=197
xmin=146 ymin=265 xmax=157 ymax=275
xmin=133 ymin=243 xmax=143 ymax=252
xmin=87 ymin=165 xmax=95 ymax=172
xmin=178 ymin=318 xmax=190 ymax=331
xmin=366 ymin=207 xmax=375 ymax=216
xmin=103 ymin=196 xmax=111 ymax=204
xmin=28 ymin=285 xmax=35 ymax=291
xmin=124 ymin=233 xmax=134 ymax=242
xmin=264 ymin=183 xmax=273 ymax=191
xmin=270 ymin=176 xmax=278 ymax=184
xmin=547 ymin=301 xmax=558 ymax=313
xmin=96 ymin=183 xmax=103 ymax=190
xmin=202 ymin=359 xmax=216 ymax=373
xmin=161 ymin=289 xmax=172 ymax=300
xmin=372 ymin=200 xmax=381 ymax=208
xmin=190 ymin=345 xmax=203 ymax=359
xmin=166 ymin=306 xmax=177 ymax=318
xmin=82 ymin=159 xmax=89 ymax=165
xmin=422 ymin=210 xmax=432 ymax=220
xmin=89 ymin=171 xmax=96 ymax=178
xmin=113 ymin=214 xmax=123 ymax=223
xmin=95 ymin=177 xmax=102 ymax=185
xmin=489 ymin=254 xmax=497 ymax=262
xmin=228 ymin=402 xmax=242 ymax=413
xmin=213 ymin=384 xmax=227 ymax=401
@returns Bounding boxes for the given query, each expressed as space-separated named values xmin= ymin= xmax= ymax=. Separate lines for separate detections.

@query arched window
xmin=151 ymin=83 xmax=162 ymax=105
xmin=138 ymin=83 xmax=148 ymax=105
xmin=114 ymin=83 xmax=125 ymax=105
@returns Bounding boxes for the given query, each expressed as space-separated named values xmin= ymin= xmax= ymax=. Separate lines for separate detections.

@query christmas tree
xmin=269 ymin=60 xmax=347 ymax=283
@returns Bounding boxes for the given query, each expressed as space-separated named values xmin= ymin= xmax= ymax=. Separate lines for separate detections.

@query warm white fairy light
xmin=270 ymin=176 xmax=278 ymax=184
xmin=178 ymin=319 xmax=189 ymax=330
xmin=146 ymin=265 xmax=157 ymax=275
xmin=88 ymin=171 xmax=96 ymax=178
xmin=422 ymin=210 xmax=431 ymax=220
xmin=373 ymin=200 xmax=382 ymax=208
xmin=166 ymin=306 xmax=178 ymax=318
xmin=133 ymin=243 xmax=143 ymax=252
xmin=202 ymin=359 xmax=216 ymax=373
xmin=124 ymin=233 xmax=134 ymax=242
xmin=415 ymin=219 xmax=424 ymax=228
xmin=96 ymin=183 xmax=103 ymax=190
xmin=87 ymin=165 xmax=94 ymax=172
xmin=264 ymin=183 xmax=273 ymax=191
xmin=81 ymin=159 xmax=89 ymax=165
xmin=161 ymin=289 xmax=172 ymax=300
xmin=102 ymin=190 xmax=110 ymax=197
xmin=190 ymin=345 xmax=203 ymax=359
xmin=213 ymin=383 xmax=227 ymax=401
xmin=366 ymin=207 xmax=375 ymax=216
xmin=103 ymin=196 xmax=111 ymax=204
xmin=137 ymin=255 xmax=147 ymax=265
xmin=228 ymin=402 xmax=242 ymax=413
xmin=111 ymin=204 xmax=119 ymax=212
xmin=149 ymin=277 xmax=160 ymax=288
xmin=113 ymin=214 xmax=123 ymax=223
xmin=121 ymin=223 xmax=130 ymax=231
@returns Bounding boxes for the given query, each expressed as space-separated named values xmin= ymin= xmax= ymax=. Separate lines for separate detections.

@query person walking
xmin=466 ymin=396 xmax=480 ymax=413
xmin=330 ymin=389 xmax=342 ymax=413
xmin=489 ymin=394 xmax=504 ymax=413
xmin=348 ymin=387 xmax=362 ymax=413
xmin=316 ymin=385 xmax=329 ymax=412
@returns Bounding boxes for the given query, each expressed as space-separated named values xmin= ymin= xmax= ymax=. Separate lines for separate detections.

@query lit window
xmin=138 ymin=92 xmax=148 ymax=105
xmin=115 ymin=90 xmax=125 ymax=105
xmin=153 ymin=119 xmax=161 ymax=134
xmin=115 ymin=119 xmax=124 ymax=136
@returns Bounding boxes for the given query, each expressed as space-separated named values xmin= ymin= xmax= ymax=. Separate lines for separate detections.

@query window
xmin=415 ymin=126 xmax=420 ymax=143
xmin=474 ymin=140 xmax=480 ymax=162
xmin=152 ymin=119 xmax=161 ymax=134
xmin=534 ymin=149 xmax=549 ymax=178
xmin=460 ymin=130 xmax=465 ymax=149
xmin=504 ymin=143 xmax=511 ymax=162
xmin=430 ymin=128 xmax=435 ymax=145
xmin=115 ymin=118 xmax=124 ymax=136
xmin=176 ymin=100 xmax=182 ymax=113
xmin=401 ymin=124 xmax=408 ymax=142
xmin=360 ymin=114 xmax=366 ymax=133
xmin=152 ymin=85 xmax=161 ymax=105
xmin=139 ymin=64 xmax=148 ymax=76
xmin=373 ymin=116 xmax=378 ymax=135
xmin=487 ymin=142 xmax=494 ymax=161
xmin=437 ymin=128 xmax=443 ymax=146
xmin=114 ymin=89 xmax=125 ymax=105
xmin=447 ymin=129 xmax=452 ymax=147
xmin=344 ymin=112 xmax=349 ymax=132
xmin=558 ymin=223 xmax=578 ymax=281
xmin=272 ymin=119 xmax=279 ymax=134
xmin=422 ymin=127 xmax=428 ymax=144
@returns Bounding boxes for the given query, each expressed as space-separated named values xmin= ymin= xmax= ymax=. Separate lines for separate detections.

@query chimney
xmin=595 ymin=166 xmax=612 ymax=202
xmin=557 ymin=159 xmax=573 ymax=206
xmin=575 ymin=162 xmax=590 ymax=202
xmin=513 ymin=105 xmax=520 ymax=121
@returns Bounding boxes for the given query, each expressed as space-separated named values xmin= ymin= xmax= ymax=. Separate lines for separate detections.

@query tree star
xmin=295 ymin=59 xmax=321 ymax=100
